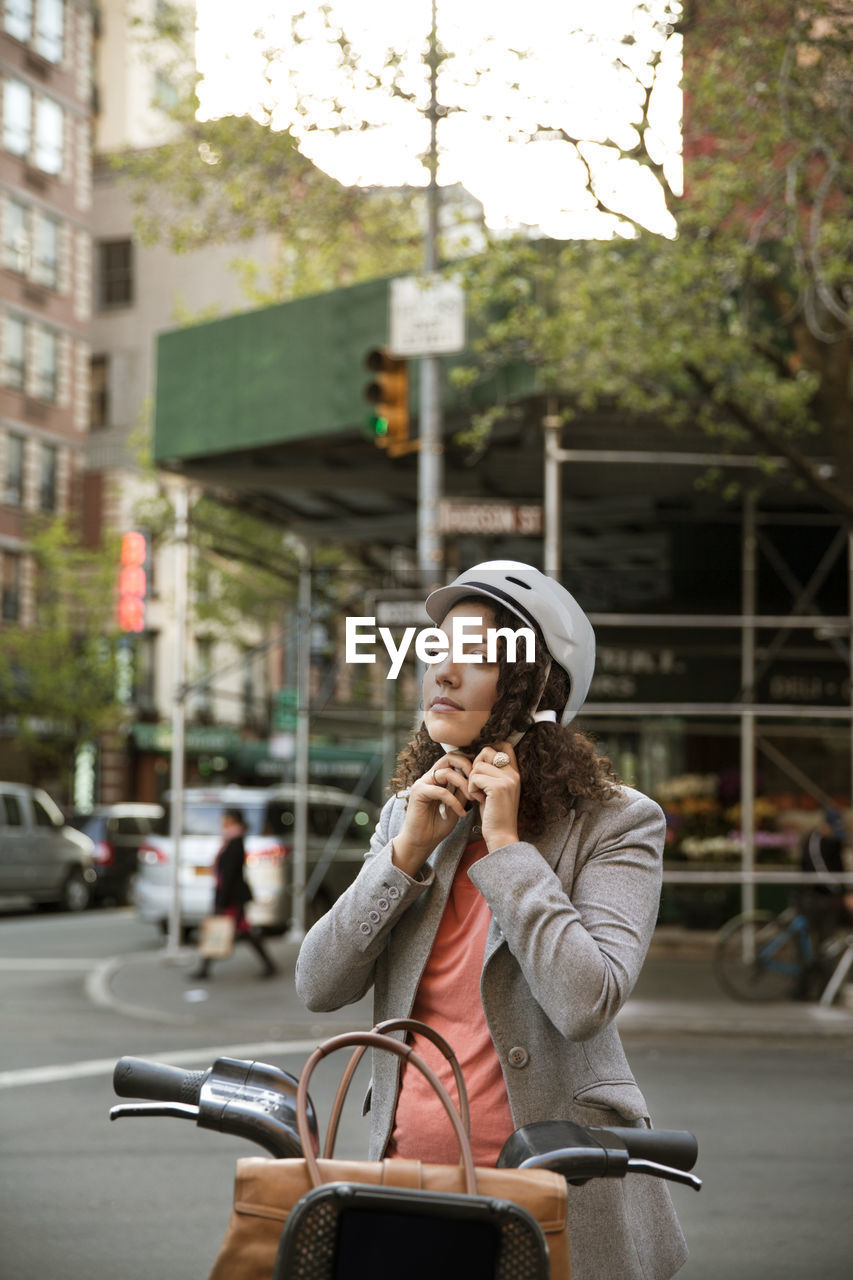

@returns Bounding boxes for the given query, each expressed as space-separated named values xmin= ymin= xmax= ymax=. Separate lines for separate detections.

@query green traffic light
xmin=366 ymin=412 xmax=389 ymax=437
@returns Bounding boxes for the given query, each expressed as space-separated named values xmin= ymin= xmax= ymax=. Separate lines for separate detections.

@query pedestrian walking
xmin=296 ymin=560 xmax=687 ymax=1279
xmin=191 ymin=807 xmax=278 ymax=980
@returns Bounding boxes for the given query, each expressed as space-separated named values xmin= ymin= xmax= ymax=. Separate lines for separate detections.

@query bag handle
xmin=322 ymin=1018 xmax=471 ymax=1159
xmin=296 ymin=1030 xmax=478 ymax=1196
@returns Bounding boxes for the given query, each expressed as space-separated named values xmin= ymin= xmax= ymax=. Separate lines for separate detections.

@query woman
xmin=192 ymin=807 xmax=278 ymax=980
xmin=296 ymin=561 xmax=687 ymax=1279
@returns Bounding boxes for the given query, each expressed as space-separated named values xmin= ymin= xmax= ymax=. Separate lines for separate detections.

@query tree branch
xmin=685 ymin=362 xmax=853 ymax=522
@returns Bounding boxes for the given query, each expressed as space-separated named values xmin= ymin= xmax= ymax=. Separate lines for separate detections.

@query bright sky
xmin=192 ymin=0 xmax=682 ymax=239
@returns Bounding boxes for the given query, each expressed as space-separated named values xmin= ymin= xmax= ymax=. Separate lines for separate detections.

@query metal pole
xmin=543 ymin=399 xmax=562 ymax=578
xmin=382 ymin=668 xmax=397 ymax=790
xmin=849 ymin=530 xmax=853 ymax=813
xmin=418 ymin=0 xmax=443 ymax=587
xmin=287 ymin=541 xmax=311 ymax=942
xmin=166 ymin=484 xmax=188 ymax=957
xmin=740 ymin=491 xmax=757 ymax=917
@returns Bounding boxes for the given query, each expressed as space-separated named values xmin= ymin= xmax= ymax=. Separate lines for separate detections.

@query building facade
xmin=0 ymin=0 xmax=94 ymax=784
xmin=87 ymin=0 xmax=282 ymax=804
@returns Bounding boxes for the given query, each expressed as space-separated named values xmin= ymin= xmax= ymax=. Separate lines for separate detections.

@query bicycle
xmin=110 ymin=1044 xmax=701 ymax=1280
xmin=713 ymin=905 xmax=853 ymax=1004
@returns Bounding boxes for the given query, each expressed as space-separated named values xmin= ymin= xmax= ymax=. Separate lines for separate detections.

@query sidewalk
xmin=91 ymin=926 xmax=853 ymax=1040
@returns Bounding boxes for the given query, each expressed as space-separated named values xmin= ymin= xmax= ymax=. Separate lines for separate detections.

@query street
xmin=0 ymin=907 xmax=850 ymax=1279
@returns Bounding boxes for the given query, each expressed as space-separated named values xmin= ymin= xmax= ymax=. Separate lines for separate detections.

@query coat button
xmin=368 ymin=910 xmax=380 ymax=923
xmin=507 ymin=1046 xmax=529 ymax=1069
xmin=377 ymin=898 xmax=389 ymax=911
xmin=387 ymin=886 xmax=400 ymax=900
xmin=359 ymin=922 xmax=371 ymax=935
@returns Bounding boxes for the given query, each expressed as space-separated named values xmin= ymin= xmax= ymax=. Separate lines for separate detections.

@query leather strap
xmin=296 ymin=1030 xmax=478 ymax=1196
xmin=323 ymin=1018 xmax=470 ymax=1158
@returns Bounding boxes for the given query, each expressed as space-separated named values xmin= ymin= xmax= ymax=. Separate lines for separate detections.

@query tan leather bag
xmin=207 ymin=1024 xmax=571 ymax=1279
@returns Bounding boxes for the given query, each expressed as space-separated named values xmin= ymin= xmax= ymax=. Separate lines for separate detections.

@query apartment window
xmin=33 ymin=325 xmax=57 ymax=401
xmin=97 ymin=239 xmax=133 ymax=309
xmin=2 ymin=313 xmax=25 ymax=390
xmin=134 ymin=631 xmax=157 ymax=710
xmin=2 ymin=552 xmax=22 ymax=622
xmin=2 ymin=197 xmax=29 ymax=273
xmin=4 ymin=1 xmax=32 ymax=42
xmin=31 ymin=209 xmax=58 ymax=287
xmin=2 ymin=80 xmax=64 ymax=175
xmin=34 ymin=0 xmax=63 ymax=63
xmin=4 ymin=433 xmax=24 ymax=505
xmin=5 ymin=3 xmax=63 ymax=63
xmin=3 ymin=78 xmax=31 ymax=157
xmin=33 ymin=95 xmax=63 ymax=174
xmin=90 ymin=354 xmax=108 ymax=428
xmin=153 ymin=70 xmax=178 ymax=113
xmin=38 ymin=441 xmax=57 ymax=510
xmin=195 ymin=637 xmax=213 ymax=720
xmin=241 ymin=647 xmax=257 ymax=726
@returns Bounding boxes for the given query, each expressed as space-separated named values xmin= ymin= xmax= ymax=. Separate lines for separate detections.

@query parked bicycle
xmin=110 ymin=1043 xmax=701 ymax=1279
xmin=713 ymin=905 xmax=853 ymax=1004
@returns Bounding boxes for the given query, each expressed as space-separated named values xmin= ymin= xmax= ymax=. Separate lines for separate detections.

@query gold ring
xmin=492 ymin=752 xmax=510 ymax=769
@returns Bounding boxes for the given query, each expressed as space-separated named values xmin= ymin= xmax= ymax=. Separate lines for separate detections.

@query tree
xmin=114 ymin=4 xmax=425 ymax=303
xmin=0 ymin=520 xmax=124 ymax=773
xmin=124 ymin=3 xmax=851 ymax=519
xmin=452 ymin=0 xmax=853 ymax=521
xmin=115 ymin=2 xmax=680 ymax=301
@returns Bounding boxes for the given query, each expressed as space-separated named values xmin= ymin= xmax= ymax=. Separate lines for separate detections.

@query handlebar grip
xmin=589 ymin=1127 xmax=698 ymax=1172
xmin=113 ymin=1057 xmax=208 ymax=1105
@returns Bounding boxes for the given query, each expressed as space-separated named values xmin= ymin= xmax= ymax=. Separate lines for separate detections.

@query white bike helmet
xmin=425 ymin=560 xmax=595 ymax=726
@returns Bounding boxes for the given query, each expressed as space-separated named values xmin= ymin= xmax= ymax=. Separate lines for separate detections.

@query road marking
xmin=85 ymin=951 xmax=182 ymax=1023
xmin=0 ymin=1039 xmax=325 ymax=1090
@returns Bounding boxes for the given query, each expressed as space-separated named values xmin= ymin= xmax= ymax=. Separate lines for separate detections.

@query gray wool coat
xmin=295 ymin=785 xmax=688 ymax=1280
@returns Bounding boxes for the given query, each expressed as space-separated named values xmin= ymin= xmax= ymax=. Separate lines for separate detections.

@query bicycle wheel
xmin=713 ymin=911 xmax=803 ymax=1001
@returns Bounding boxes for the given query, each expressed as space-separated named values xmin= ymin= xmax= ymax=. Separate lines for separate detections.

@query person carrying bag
xmin=190 ymin=807 xmax=278 ymax=981
xmin=296 ymin=561 xmax=688 ymax=1279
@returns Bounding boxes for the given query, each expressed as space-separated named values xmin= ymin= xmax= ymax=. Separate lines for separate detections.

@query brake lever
xmin=110 ymin=1102 xmax=200 ymax=1124
xmin=627 ymin=1158 xmax=702 ymax=1191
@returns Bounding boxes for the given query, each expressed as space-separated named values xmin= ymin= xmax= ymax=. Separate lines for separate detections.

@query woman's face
xmin=422 ymin=601 xmax=500 ymax=749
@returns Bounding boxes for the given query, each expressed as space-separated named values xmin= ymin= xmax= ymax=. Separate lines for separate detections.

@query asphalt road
xmin=0 ymin=907 xmax=850 ymax=1279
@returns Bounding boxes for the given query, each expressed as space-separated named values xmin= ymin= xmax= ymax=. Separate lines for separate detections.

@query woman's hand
xmin=469 ymin=741 xmax=521 ymax=853
xmin=391 ymin=752 xmax=474 ymax=877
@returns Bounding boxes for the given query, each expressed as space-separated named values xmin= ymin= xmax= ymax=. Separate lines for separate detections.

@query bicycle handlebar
xmin=111 ymin=1055 xmax=699 ymax=1188
xmin=497 ymin=1119 xmax=701 ymax=1189
xmin=111 ymin=1055 xmax=318 ymax=1159
xmin=113 ymin=1057 xmax=210 ymax=1105
xmin=589 ymin=1125 xmax=698 ymax=1171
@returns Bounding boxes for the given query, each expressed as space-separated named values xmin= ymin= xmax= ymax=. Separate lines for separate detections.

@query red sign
xmin=118 ymin=531 xmax=148 ymax=633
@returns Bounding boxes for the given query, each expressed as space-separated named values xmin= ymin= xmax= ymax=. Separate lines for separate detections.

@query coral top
xmin=387 ymin=837 xmax=515 ymax=1167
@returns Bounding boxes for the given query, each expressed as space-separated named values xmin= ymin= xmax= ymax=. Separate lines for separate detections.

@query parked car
xmin=0 ymin=782 xmax=97 ymax=911
xmin=133 ymin=784 xmax=379 ymax=935
xmin=67 ymin=803 xmax=165 ymax=906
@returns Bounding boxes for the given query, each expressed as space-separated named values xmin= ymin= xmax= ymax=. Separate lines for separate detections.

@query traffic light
xmin=363 ymin=348 xmax=416 ymax=456
xmin=117 ymin=530 xmax=148 ymax=633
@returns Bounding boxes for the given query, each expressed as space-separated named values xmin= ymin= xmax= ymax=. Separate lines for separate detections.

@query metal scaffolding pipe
xmin=740 ymin=492 xmax=757 ymax=917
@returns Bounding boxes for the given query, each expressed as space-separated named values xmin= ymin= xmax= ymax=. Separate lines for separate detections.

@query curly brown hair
xmin=389 ymin=597 xmax=618 ymax=838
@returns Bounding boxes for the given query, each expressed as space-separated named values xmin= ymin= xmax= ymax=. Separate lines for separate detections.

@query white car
xmin=133 ymin=784 xmax=378 ymax=935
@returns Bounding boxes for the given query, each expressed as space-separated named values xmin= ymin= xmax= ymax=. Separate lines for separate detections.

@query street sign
xmin=373 ymin=598 xmax=431 ymax=627
xmin=439 ymin=500 xmax=543 ymax=536
xmin=389 ymin=274 xmax=466 ymax=357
